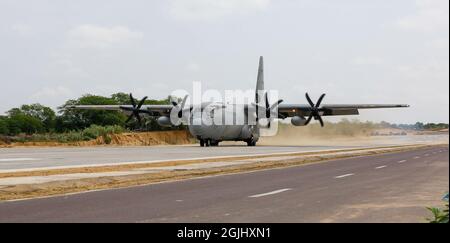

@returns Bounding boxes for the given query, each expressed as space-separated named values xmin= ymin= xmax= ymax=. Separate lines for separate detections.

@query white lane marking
xmin=334 ymin=173 xmax=354 ymax=179
xmin=414 ymin=156 xmax=420 ymax=159
xmin=249 ymin=188 xmax=292 ymax=198
xmin=424 ymin=154 xmax=430 ymax=157
xmin=398 ymin=160 xmax=407 ymax=164
xmin=375 ymin=165 xmax=387 ymax=169
xmin=0 ymin=158 xmax=39 ymax=162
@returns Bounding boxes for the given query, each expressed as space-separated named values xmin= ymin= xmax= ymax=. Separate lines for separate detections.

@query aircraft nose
xmin=189 ymin=118 xmax=204 ymax=136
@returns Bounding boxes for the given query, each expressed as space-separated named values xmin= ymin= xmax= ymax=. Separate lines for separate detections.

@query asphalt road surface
xmin=1 ymin=134 xmax=446 ymax=171
xmin=0 ymin=145 xmax=378 ymax=171
xmin=0 ymin=146 xmax=447 ymax=223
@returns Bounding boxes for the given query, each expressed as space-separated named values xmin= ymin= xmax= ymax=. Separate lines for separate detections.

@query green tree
xmin=111 ymin=92 xmax=132 ymax=104
xmin=0 ymin=117 xmax=9 ymax=135
xmin=111 ymin=92 xmax=170 ymax=105
xmin=6 ymin=104 xmax=56 ymax=132
xmin=19 ymin=104 xmax=56 ymax=132
xmin=57 ymin=94 xmax=126 ymax=132
xmin=8 ymin=114 xmax=44 ymax=135
xmin=414 ymin=122 xmax=424 ymax=130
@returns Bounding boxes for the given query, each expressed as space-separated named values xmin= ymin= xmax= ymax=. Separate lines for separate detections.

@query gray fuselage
xmin=187 ymin=103 xmax=259 ymax=143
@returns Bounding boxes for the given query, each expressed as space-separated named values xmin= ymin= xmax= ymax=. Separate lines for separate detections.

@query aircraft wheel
xmin=246 ymin=139 xmax=256 ymax=146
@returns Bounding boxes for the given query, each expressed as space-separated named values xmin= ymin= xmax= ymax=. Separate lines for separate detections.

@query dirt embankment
xmin=0 ymin=130 xmax=194 ymax=148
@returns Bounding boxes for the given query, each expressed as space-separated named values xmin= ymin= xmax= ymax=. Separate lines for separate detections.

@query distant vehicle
xmin=69 ymin=57 xmax=408 ymax=147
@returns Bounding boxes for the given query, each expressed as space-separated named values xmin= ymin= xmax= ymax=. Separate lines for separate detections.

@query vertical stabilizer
xmin=255 ymin=56 xmax=265 ymax=103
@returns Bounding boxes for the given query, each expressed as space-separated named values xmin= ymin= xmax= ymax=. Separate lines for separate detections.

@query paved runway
xmin=0 ymin=145 xmax=377 ymax=171
xmin=0 ymin=146 xmax=447 ymax=222
xmin=1 ymin=134 xmax=446 ymax=171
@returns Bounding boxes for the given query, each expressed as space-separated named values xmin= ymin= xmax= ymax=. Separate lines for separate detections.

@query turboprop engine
xmin=157 ymin=116 xmax=172 ymax=127
xmin=291 ymin=116 xmax=308 ymax=126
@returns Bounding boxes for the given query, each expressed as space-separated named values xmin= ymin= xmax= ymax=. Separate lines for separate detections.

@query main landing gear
xmin=199 ymin=139 xmax=219 ymax=147
xmin=245 ymin=137 xmax=256 ymax=146
xmin=246 ymin=140 xmax=256 ymax=146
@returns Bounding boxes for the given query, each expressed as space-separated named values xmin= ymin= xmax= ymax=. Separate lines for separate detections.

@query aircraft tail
xmin=255 ymin=56 xmax=264 ymax=103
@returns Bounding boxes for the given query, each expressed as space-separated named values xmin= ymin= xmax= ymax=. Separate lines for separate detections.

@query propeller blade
xmin=318 ymin=116 xmax=324 ymax=127
xmin=180 ymin=95 xmax=188 ymax=108
xmin=137 ymin=96 xmax=148 ymax=109
xmin=264 ymin=92 xmax=270 ymax=109
xmin=269 ymin=99 xmax=283 ymax=111
xmin=304 ymin=92 xmax=326 ymax=127
xmin=130 ymin=93 xmax=136 ymax=107
xmin=135 ymin=113 xmax=142 ymax=124
xmin=305 ymin=93 xmax=315 ymax=107
xmin=316 ymin=94 xmax=326 ymax=108
xmin=125 ymin=94 xmax=149 ymax=126
xmin=305 ymin=115 xmax=313 ymax=125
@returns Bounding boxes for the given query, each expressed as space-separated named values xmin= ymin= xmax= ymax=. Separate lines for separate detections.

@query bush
xmin=427 ymin=204 xmax=449 ymax=223
xmin=103 ymin=134 xmax=112 ymax=144
xmin=7 ymin=125 xmax=126 ymax=143
xmin=81 ymin=125 xmax=125 ymax=140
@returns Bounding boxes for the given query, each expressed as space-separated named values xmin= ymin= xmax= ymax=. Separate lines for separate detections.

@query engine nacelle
xmin=291 ymin=116 xmax=307 ymax=126
xmin=157 ymin=116 xmax=172 ymax=127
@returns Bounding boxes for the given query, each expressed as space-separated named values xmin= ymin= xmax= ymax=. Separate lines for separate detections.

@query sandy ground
xmin=0 ymin=130 xmax=194 ymax=148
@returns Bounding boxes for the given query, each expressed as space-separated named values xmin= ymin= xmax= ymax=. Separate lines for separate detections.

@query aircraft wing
xmin=277 ymin=104 xmax=409 ymax=117
xmin=66 ymin=105 xmax=174 ymax=116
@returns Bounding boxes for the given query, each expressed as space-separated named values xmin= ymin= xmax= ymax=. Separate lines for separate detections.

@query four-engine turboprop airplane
xmin=69 ymin=56 xmax=409 ymax=147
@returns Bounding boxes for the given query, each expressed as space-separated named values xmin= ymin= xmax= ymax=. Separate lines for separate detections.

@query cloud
xmin=168 ymin=0 xmax=271 ymax=20
xmin=396 ymin=0 xmax=449 ymax=33
xmin=67 ymin=25 xmax=144 ymax=48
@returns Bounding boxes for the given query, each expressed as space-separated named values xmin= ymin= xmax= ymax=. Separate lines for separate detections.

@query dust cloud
xmin=259 ymin=121 xmax=375 ymax=146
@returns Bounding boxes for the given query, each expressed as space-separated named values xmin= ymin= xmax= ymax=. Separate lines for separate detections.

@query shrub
xmin=427 ymin=204 xmax=449 ymax=223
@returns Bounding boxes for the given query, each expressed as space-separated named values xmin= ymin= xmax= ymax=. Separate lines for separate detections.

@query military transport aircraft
xmin=69 ymin=57 xmax=409 ymax=147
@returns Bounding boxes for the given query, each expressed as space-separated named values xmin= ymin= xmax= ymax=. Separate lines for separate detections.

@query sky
xmin=0 ymin=0 xmax=448 ymax=123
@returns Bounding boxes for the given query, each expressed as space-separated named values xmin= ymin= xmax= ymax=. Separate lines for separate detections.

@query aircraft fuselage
xmin=187 ymin=103 xmax=259 ymax=146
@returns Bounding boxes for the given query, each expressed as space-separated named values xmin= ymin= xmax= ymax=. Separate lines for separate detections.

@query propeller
xmin=120 ymin=93 xmax=148 ymax=125
xmin=257 ymin=92 xmax=284 ymax=128
xmin=170 ymin=95 xmax=189 ymax=119
xmin=305 ymin=92 xmax=326 ymax=127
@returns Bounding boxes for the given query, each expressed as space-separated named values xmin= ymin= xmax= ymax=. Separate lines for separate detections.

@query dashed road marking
xmin=398 ymin=160 xmax=407 ymax=164
xmin=375 ymin=165 xmax=387 ymax=169
xmin=334 ymin=173 xmax=354 ymax=179
xmin=249 ymin=188 xmax=292 ymax=198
